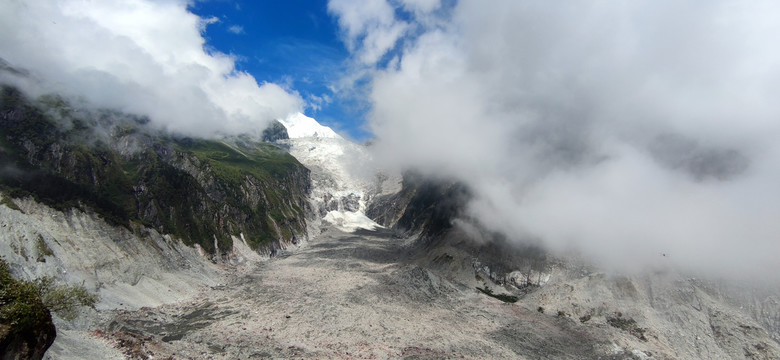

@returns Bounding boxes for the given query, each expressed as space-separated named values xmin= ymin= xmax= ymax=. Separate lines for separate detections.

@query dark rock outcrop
xmin=367 ymin=171 xmax=552 ymax=288
xmin=261 ymin=120 xmax=289 ymax=143
xmin=367 ymin=171 xmax=469 ymax=239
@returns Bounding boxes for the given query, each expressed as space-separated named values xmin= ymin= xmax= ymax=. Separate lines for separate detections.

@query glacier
xmin=279 ymin=112 xmax=400 ymax=233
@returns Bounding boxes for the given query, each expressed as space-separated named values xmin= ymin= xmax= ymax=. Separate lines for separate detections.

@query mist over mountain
xmin=2 ymin=75 xmax=780 ymax=358
xmin=2 ymin=1 xmax=780 ymax=359
xmin=329 ymin=0 xmax=780 ymax=283
xmin=0 ymin=0 xmax=302 ymax=138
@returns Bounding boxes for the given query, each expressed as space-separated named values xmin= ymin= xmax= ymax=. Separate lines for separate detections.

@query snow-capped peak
xmin=276 ymin=112 xmax=401 ymax=234
xmin=280 ymin=112 xmax=342 ymax=139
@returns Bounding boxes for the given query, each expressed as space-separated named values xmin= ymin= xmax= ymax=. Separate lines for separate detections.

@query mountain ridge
xmin=0 ymin=85 xmax=311 ymax=256
xmin=2 ymin=79 xmax=780 ymax=359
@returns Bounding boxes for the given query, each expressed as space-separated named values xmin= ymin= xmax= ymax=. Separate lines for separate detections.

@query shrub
xmin=607 ymin=313 xmax=647 ymax=341
xmin=0 ymin=259 xmax=51 ymax=334
xmin=1 ymin=258 xmax=98 ymax=325
xmin=35 ymin=235 xmax=54 ymax=260
xmin=33 ymin=276 xmax=98 ymax=321
xmin=1 ymin=195 xmax=23 ymax=212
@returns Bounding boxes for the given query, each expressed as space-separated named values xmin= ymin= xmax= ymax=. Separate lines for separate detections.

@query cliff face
xmin=367 ymin=171 xmax=468 ymax=239
xmin=367 ymin=172 xmax=553 ymax=289
xmin=0 ymin=86 xmax=311 ymax=257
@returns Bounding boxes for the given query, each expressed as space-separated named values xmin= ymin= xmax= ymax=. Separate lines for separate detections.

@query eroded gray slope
xmin=0 ymin=195 xmax=225 ymax=359
xmin=367 ymin=173 xmax=780 ymax=359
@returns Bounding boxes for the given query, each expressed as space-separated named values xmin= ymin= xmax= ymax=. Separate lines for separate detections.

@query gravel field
xmin=82 ymin=228 xmax=625 ymax=359
xmin=5 ymin=196 xmax=776 ymax=359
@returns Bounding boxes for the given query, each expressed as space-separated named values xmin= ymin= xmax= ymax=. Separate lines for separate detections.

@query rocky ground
xmin=91 ymin=228 xmax=543 ymax=359
xmin=1 ymin=196 xmax=773 ymax=359
xmin=40 ymin=228 xmax=569 ymax=359
xmin=44 ymin=227 xmax=734 ymax=360
xmin=2 ymin=188 xmax=768 ymax=360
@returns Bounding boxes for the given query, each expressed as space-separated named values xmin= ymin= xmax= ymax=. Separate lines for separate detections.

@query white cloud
xmin=227 ymin=25 xmax=244 ymax=34
xmin=330 ymin=0 xmax=780 ymax=281
xmin=399 ymin=0 xmax=441 ymax=14
xmin=198 ymin=15 xmax=220 ymax=32
xmin=0 ymin=0 xmax=302 ymax=138
xmin=327 ymin=0 xmax=408 ymax=65
xmin=307 ymin=93 xmax=332 ymax=112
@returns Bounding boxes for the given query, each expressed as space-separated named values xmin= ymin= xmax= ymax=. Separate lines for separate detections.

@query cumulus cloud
xmin=0 ymin=0 xmax=302 ymax=138
xmin=330 ymin=0 xmax=780 ymax=281
xmin=327 ymin=0 xmax=410 ymax=65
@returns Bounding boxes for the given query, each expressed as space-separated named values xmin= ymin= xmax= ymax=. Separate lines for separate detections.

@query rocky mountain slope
xmin=367 ymin=172 xmax=780 ymax=359
xmin=0 ymin=85 xmax=312 ymax=257
xmin=0 ymin=83 xmax=314 ymax=358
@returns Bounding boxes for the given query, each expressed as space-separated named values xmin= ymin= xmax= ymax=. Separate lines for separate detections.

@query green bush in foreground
xmin=34 ymin=277 xmax=98 ymax=321
xmin=0 ymin=260 xmax=50 ymax=333
xmin=0 ymin=258 xmax=98 ymax=326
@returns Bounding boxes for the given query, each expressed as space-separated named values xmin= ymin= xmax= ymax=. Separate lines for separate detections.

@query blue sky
xmin=189 ymin=0 xmax=370 ymax=140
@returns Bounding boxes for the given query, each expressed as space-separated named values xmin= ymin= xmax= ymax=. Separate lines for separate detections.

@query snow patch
xmin=322 ymin=210 xmax=382 ymax=232
xmin=280 ymin=112 xmax=342 ymax=139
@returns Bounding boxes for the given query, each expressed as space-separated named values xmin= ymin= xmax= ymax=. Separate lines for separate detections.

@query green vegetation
xmin=0 ymin=87 xmax=136 ymax=228
xmin=35 ymin=235 xmax=54 ymax=260
xmin=175 ymin=138 xmax=307 ymax=249
xmin=1 ymin=259 xmax=51 ymax=336
xmin=0 ymin=162 xmax=134 ymax=229
xmin=177 ymin=137 xmax=301 ymax=182
xmin=132 ymin=152 xmax=224 ymax=251
xmin=0 ymin=258 xmax=97 ymax=329
xmin=0 ymin=85 xmax=309 ymax=255
xmin=476 ymin=286 xmax=519 ymax=303
xmin=579 ymin=314 xmax=591 ymax=323
xmin=1 ymin=194 xmax=22 ymax=212
xmin=0 ymin=88 xmax=58 ymax=149
xmin=607 ymin=313 xmax=647 ymax=341
xmin=33 ymin=276 xmax=98 ymax=321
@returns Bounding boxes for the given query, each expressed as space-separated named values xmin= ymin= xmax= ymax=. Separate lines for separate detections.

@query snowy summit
xmin=275 ymin=113 xmax=400 ymax=233
xmin=280 ymin=113 xmax=342 ymax=139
